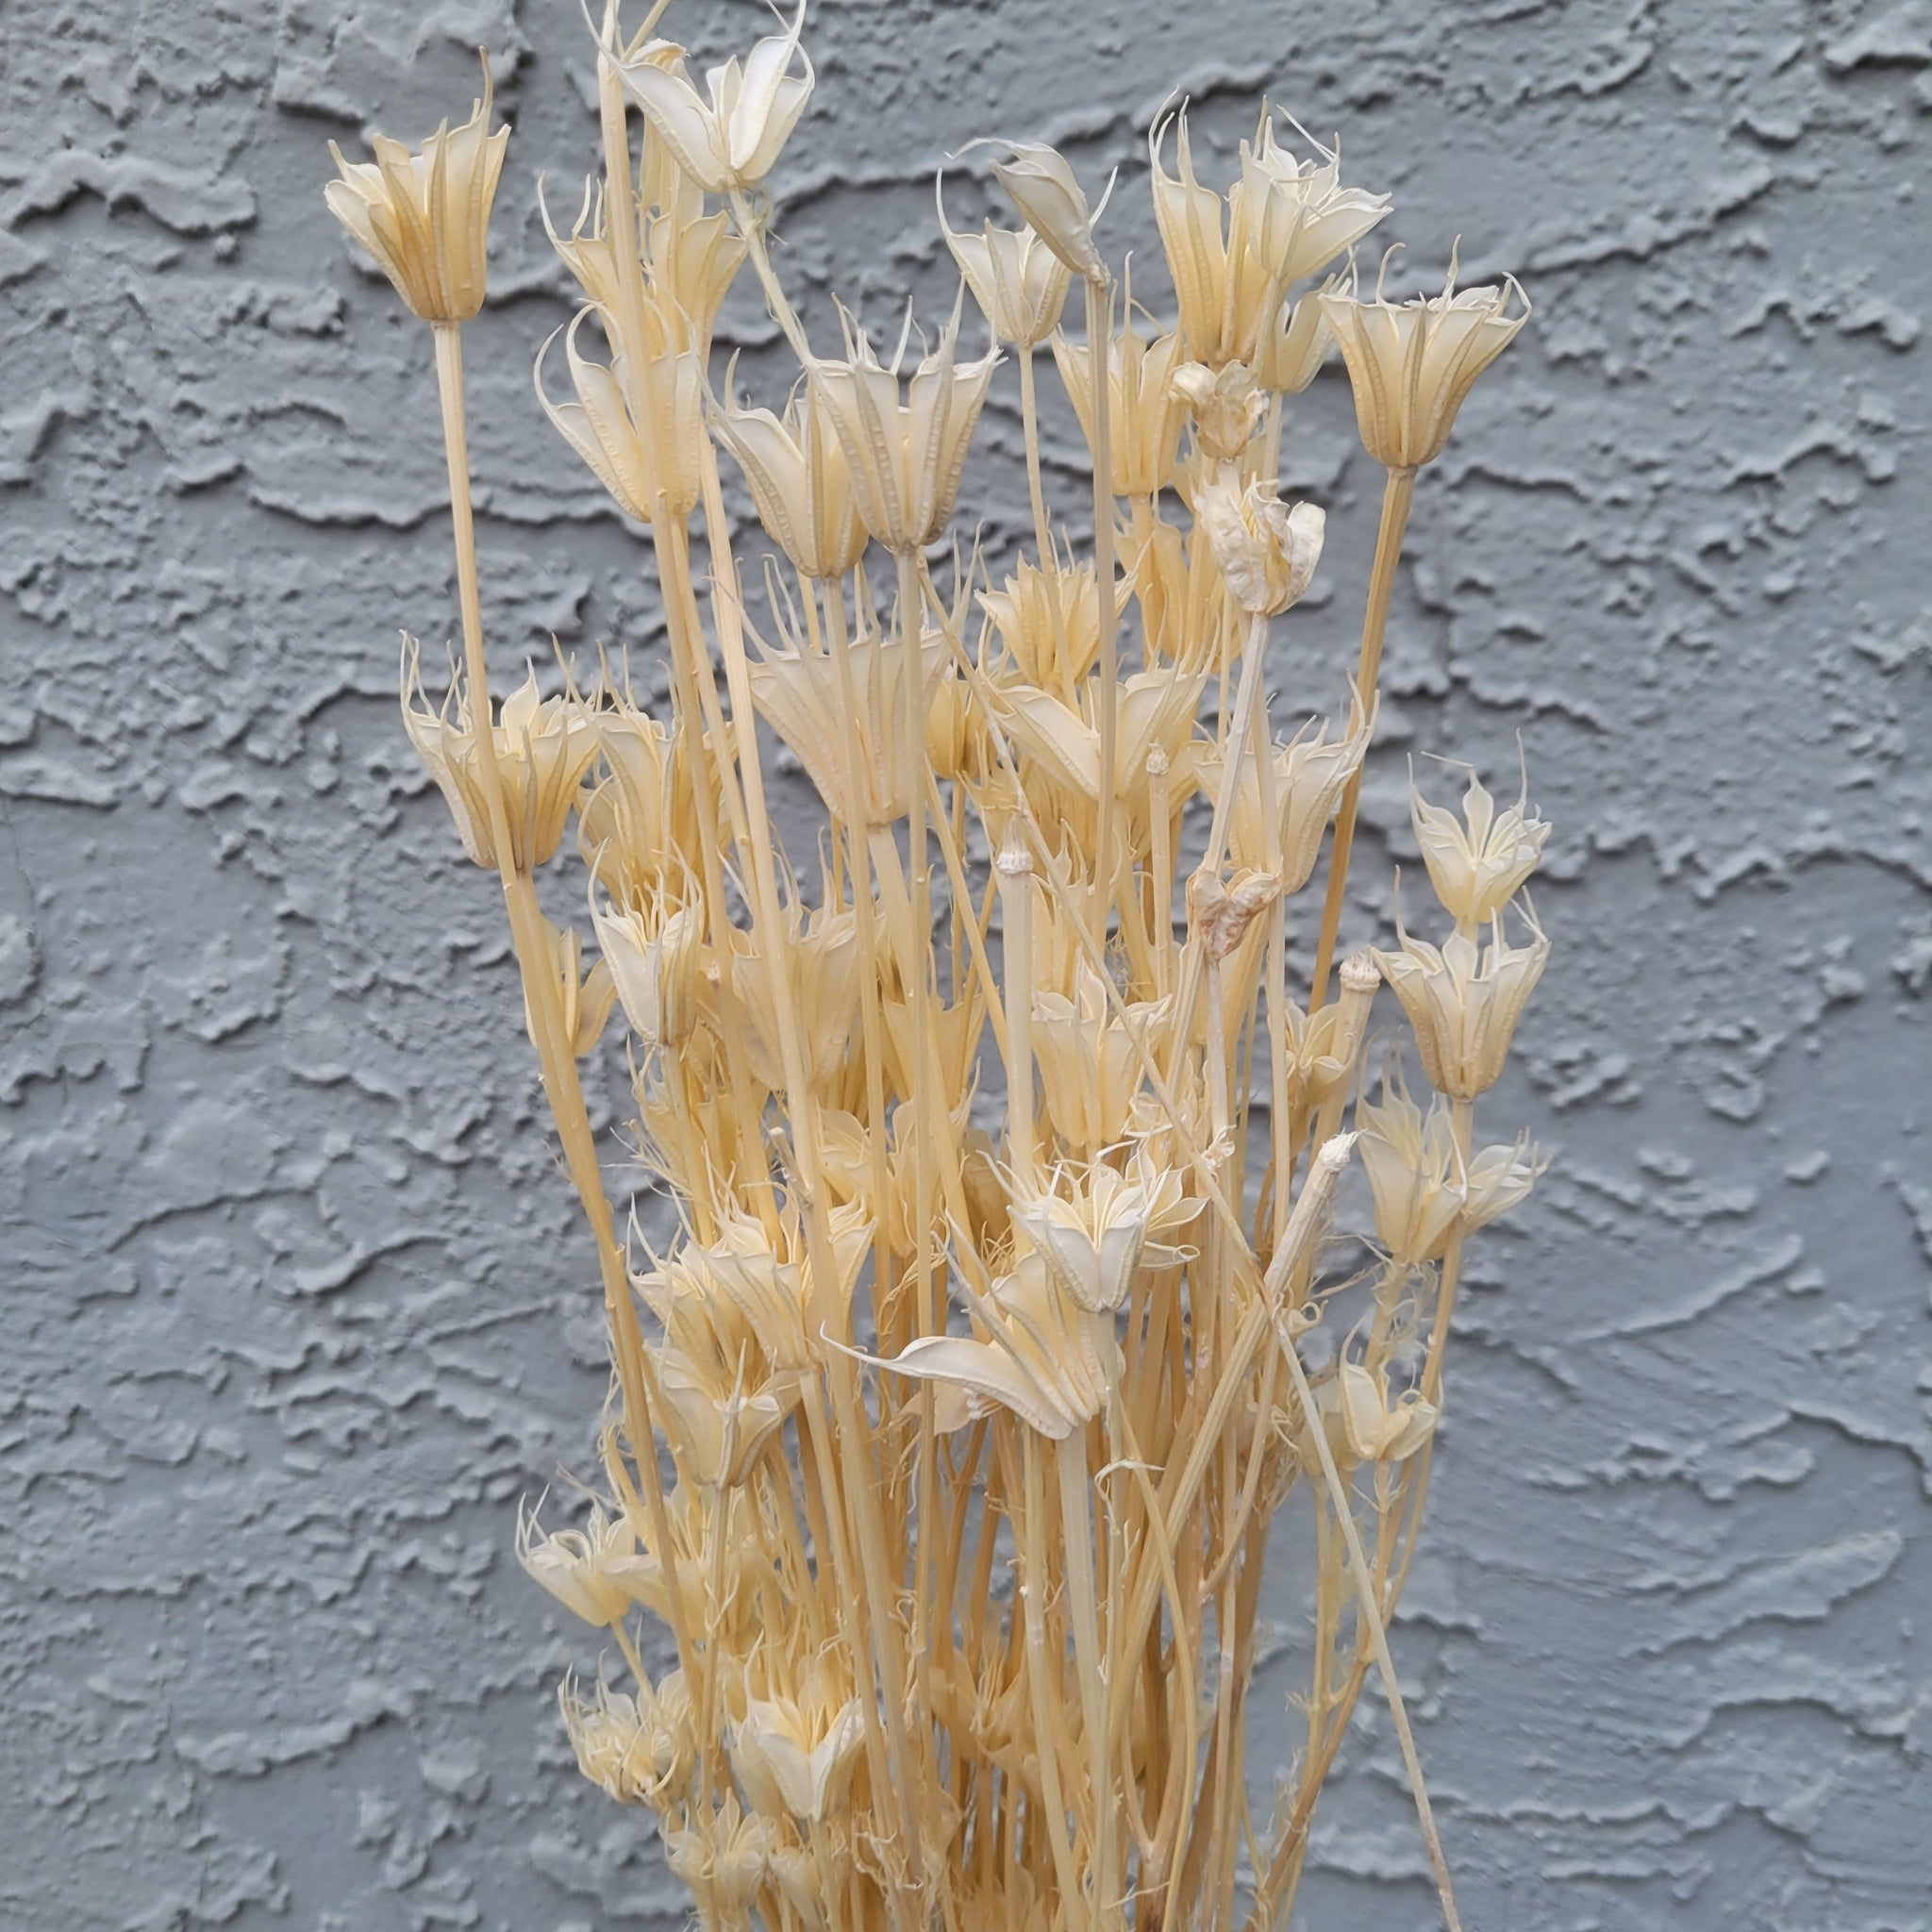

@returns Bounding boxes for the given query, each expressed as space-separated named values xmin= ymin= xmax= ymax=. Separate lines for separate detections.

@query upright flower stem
xmin=994 ymin=839 xmax=1037 ymax=1186
xmin=1309 ymin=462 xmax=1416 ymax=1010
xmin=1085 ymin=273 xmax=1118 ymax=932
xmin=427 ymin=320 xmax=701 ymax=1722
xmin=1056 ymin=1426 xmax=1115 ymax=1930
xmin=1017 ymin=345 xmax=1054 ymax=568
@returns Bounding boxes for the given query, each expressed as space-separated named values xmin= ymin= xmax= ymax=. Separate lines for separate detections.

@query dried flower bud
xmin=1356 ymin=1074 xmax=1465 ymax=1264
xmin=712 ymin=383 xmax=867 ymax=581
xmin=873 ymin=1252 xmax=1117 ymax=1440
xmin=1312 ymin=1359 xmax=1438 ymax=1466
xmin=536 ymin=308 xmax=705 ymax=522
xmin=401 ymin=645 xmax=600 ymax=873
xmin=1321 ymin=258 xmax=1530 ymax=470
xmin=1374 ymin=904 xmax=1550 ymax=1100
xmin=524 ymin=914 xmax=617 ymax=1059
xmin=1053 ymin=313 xmax=1190 ymax=498
xmin=1193 ymin=466 xmax=1326 ymax=617
xmin=1172 ymin=358 xmax=1267 ymax=462
xmin=325 ymin=71 xmax=508 ymax=324
xmin=940 ymin=185 xmax=1074 ymax=348
xmin=1411 ymin=765 xmax=1549 ymax=933
xmin=991 ymin=142 xmax=1107 ymax=280
xmin=729 ymin=1686 xmax=866 ymax=1821
xmin=611 ymin=4 xmax=813 ymax=196
xmin=810 ymin=304 xmax=1000 ymax=553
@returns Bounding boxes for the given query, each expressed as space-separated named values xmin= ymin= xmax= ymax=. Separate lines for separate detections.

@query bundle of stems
xmin=325 ymin=8 xmax=1547 ymax=1929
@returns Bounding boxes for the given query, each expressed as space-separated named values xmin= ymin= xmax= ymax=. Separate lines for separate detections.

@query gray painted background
xmin=3 ymin=0 xmax=1929 ymax=1926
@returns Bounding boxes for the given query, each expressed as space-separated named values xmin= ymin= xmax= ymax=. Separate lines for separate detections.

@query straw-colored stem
xmin=428 ymin=320 xmax=704 ymax=1719
xmin=1423 ymin=1096 xmax=1476 ymax=1405
xmin=1085 ymin=272 xmax=1118 ymax=935
xmin=1308 ymin=463 xmax=1415 ymax=1010
xmin=1018 ymin=343 xmax=1054 ymax=570
xmin=1266 ymin=1292 xmax=1464 ymax=1932
xmin=1055 ymin=1426 xmax=1114 ymax=1929
xmin=728 ymin=186 xmax=814 ymax=364
xmin=1021 ymin=1432 xmax=1086 ymax=1932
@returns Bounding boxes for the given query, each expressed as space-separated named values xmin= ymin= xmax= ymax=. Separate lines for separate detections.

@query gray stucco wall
xmin=3 ymin=1 xmax=1929 ymax=1927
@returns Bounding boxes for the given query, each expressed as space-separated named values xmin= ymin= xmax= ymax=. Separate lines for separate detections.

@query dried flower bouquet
xmin=325 ymin=7 xmax=1543 ymax=1930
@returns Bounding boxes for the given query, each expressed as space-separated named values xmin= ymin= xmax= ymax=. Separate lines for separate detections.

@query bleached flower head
xmin=1053 ymin=312 xmax=1190 ymax=498
xmin=1258 ymin=279 xmax=1339 ymax=394
xmin=1236 ymin=116 xmax=1390 ymax=291
xmin=1151 ymin=106 xmax=1388 ymax=371
xmin=1311 ymin=1360 xmax=1438 ymax=1466
xmin=981 ymin=557 xmax=1102 ymax=694
xmin=1193 ymin=467 xmax=1325 ymax=617
xmin=523 ymin=913 xmax=616 ymax=1060
xmin=1031 ymin=962 xmax=1168 ymax=1156
xmin=325 ymin=71 xmax=508 ymax=324
xmin=1461 ymin=1131 xmax=1547 ymax=1234
xmin=1356 ymin=1073 xmax=1465 ymax=1264
xmin=541 ymin=175 xmax=745 ymax=358
xmin=401 ymin=646 xmax=600 ymax=873
xmin=729 ymin=1675 xmax=866 ymax=1821
xmin=610 ymin=3 xmax=813 ymax=196
xmin=662 ymin=1792 xmax=776 ymax=1917
xmin=1321 ymin=254 xmax=1530 ymax=470
xmin=1172 ymin=358 xmax=1267 ymax=463
xmin=728 ymin=899 xmax=862 ymax=1094
xmin=1374 ymin=902 xmax=1550 ymax=1100
xmin=516 ymin=1497 xmax=643 ymax=1630
xmin=1193 ymin=687 xmax=1374 ymax=890
xmin=653 ymin=1348 xmax=799 ymax=1490
xmin=873 ymin=1252 xmax=1117 ymax=1440
xmin=749 ymin=601 xmax=945 ymax=824
xmin=1007 ymin=1151 xmax=1190 ymax=1314
xmin=1410 ymin=764 xmax=1550 ymax=933
xmin=535 ymin=308 xmax=704 ymax=523
xmin=712 ymin=381 xmax=868 ymax=581
xmin=593 ymin=884 xmax=703 ymax=1054
xmin=559 ymin=1668 xmax=694 ymax=1807
xmin=940 ymin=179 xmax=1074 ymax=348
xmin=809 ymin=304 xmax=1000 ymax=553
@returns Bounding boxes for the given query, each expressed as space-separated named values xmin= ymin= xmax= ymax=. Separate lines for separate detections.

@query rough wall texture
xmin=2 ymin=1 xmax=1929 ymax=1927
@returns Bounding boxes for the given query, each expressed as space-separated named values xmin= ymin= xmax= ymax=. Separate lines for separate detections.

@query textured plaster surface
xmin=2 ymin=1 xmax=1930 ymax=1927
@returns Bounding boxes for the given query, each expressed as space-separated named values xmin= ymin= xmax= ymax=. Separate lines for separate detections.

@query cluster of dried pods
xmin=325 ymin=6 xmax=1544 ymax=1930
